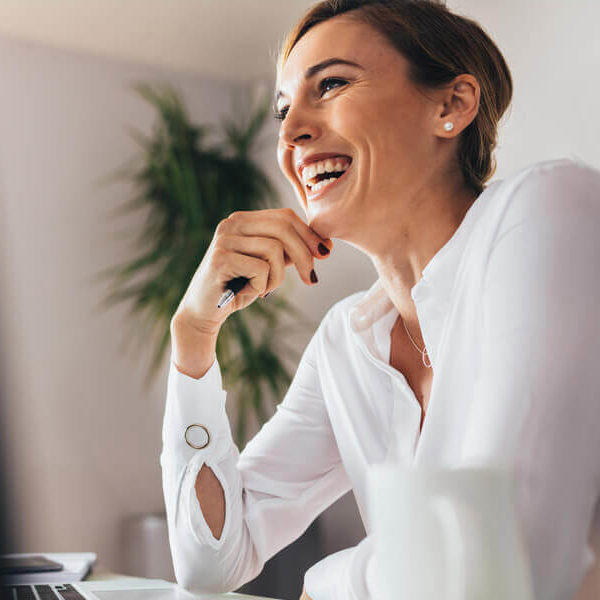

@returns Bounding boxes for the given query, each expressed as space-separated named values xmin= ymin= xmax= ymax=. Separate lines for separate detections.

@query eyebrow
xmin=274 ymin=58 xmax=363 ymax=105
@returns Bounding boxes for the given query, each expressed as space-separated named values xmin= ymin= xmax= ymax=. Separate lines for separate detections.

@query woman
xmin=161 ymin=1 xmax=600 ymax=599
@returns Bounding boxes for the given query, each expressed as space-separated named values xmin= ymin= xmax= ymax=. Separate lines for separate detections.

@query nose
xmin=278 ymin=103 xmax=321 ymax=148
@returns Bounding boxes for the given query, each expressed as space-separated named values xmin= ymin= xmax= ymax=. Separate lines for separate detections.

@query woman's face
xmin=275 ymin=15 xmax=446 ymax=241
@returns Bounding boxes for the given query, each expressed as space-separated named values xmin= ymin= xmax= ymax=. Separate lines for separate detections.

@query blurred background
xmin=0 ymin=1 xmax=598 ymax=599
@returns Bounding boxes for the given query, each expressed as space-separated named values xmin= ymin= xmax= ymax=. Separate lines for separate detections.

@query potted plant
xmin=98 ymin=83 xmax=311 ymax=447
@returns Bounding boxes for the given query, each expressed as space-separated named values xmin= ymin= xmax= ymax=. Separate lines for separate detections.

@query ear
xmin=435 ymin=74 xmax=480 ymax=137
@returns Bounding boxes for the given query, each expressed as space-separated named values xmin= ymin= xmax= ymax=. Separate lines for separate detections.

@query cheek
xmin=371 ymin=107 xmax=425 ymax=165
xmin=329 ymin=96 xmax=413 ymax=162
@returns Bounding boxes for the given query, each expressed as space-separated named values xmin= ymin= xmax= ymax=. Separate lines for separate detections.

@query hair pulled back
xmin=277 ymin=0 xmax=513 ymax=194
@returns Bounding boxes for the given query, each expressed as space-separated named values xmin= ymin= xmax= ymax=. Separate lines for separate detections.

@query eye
xmin=273 ymin=77 xmax=348 ymax=122
xmin=273 ymin=106 xmax=289 ymax=121
xmin=318 ymin=77 xmax=348 ymax=96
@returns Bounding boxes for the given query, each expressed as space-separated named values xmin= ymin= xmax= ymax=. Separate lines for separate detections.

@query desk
xmin=84 ymin=568 xmax=278 ymax=600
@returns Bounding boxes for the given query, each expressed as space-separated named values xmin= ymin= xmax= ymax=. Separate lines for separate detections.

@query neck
xmin=352 ymin=177 xmax=479 ymax=332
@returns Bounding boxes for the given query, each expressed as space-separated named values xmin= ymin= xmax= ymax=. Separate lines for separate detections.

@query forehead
xmin=277 ymin=15 xmax=394 ymax=91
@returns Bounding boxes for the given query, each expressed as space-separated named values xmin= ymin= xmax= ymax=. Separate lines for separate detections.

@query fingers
xmin=216 ymin=251 xmax=270 ymax=297
xmin=278 ymin=207 xmax=333 ymax=258
xmin=219 ymin=235 xmax=287 ymax=294
xmin=219 ymin=208 xmax=331 ymax=286
xmin=174 ymin=208 xmax=331 ymax=331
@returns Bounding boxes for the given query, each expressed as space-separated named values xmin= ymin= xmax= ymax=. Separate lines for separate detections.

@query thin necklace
xmin=399 ymin=313 xmax=432 ymax=368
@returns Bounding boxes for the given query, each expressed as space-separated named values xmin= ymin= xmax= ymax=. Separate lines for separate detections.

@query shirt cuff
xmin=162 ymin=356 xmax=231 ymax=463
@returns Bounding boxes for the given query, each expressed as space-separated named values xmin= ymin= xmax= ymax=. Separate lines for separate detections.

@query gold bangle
xmin=184 ymin=424 xmax=210 ymax=449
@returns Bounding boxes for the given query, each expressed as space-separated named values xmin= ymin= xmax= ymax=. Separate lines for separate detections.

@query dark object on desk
xmin=0 ymin=557 xmax=63 ymax=576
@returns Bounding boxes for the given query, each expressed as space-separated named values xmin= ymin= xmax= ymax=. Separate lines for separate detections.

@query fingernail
xmin=310 ymin=269 xmax=318 ymax=284
xmin=317 ymin=243 xmax=330 ymax=256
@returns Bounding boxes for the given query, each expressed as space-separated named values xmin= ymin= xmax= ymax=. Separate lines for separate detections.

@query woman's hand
xmin=299 ymin=585 xmax=312 ymax=600
xmin=172 ymin=207 xmax=332 ymax=336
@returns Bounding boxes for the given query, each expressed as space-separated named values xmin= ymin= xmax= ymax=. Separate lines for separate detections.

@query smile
xmin=302 ymin=156 xmax=352 ymax=200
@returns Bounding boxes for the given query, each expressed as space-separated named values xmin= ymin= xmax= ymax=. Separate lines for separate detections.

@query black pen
xmin=217 ymin=276 xmax=249 ymax=308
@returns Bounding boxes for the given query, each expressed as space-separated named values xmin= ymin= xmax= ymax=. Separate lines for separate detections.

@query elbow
xmin=172 ymin=553 xmax=229 ymax=595
xmin=176 ymin=574 xmax=225 ymax=596
xmin=172 ymin=535 xmax=264 ymax=595
xmin=165 ymin=467 xmax=264 ymax=593
xmin=167 ymin=523 xmax=230 ymax=593
xmin=174 ymin=557 xmax=261 ymax=596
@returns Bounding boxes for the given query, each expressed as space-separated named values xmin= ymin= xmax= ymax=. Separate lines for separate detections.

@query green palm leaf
xmin=97 ymin=83 xmax=308 ymax=446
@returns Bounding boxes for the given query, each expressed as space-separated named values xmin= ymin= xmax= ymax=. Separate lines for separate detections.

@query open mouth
xmin=301 ymin=156 xmax=352 ymax=197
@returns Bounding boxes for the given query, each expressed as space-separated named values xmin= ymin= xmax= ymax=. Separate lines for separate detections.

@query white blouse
xmin=161 ymin=157 xmax=600 ymax=600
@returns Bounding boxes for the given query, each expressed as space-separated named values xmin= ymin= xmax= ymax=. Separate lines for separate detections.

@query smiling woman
xmin=273 ymin=0 xmax=511 ymax=245
xmin=161 ymin=2 xmax=600 ymax=600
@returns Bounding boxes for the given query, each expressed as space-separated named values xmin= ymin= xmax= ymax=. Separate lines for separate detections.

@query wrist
xmin=170 ymin=313 xmax=219 ymax=379
xmin=172 ymin=306 xmax=222 ymax=338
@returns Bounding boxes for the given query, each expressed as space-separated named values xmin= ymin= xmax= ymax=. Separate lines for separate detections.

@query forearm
xmin=195 ymin=463 xmax=226 ymax=540
xmin=163 ymin=311 xmax=352 ymax=595
xmin=161 ymin=353 xmax=262 ymax=593
xmin=169 ymin=316 xmax=228 ymax=541
xmin=161 ymin=444 xmax=261 ymax=593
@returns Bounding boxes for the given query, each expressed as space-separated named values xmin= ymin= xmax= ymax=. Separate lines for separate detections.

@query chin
xmin=307 ymin=208 xmax=343 ymax=241
xmin=308 ymin=220 xmax=332 ymax=240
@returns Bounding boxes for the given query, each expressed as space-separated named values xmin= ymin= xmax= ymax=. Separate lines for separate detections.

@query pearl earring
xmin=444 ymin=121 xmax=454 ymax=132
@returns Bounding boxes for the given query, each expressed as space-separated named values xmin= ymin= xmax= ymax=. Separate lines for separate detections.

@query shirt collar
xmin=348 ymin=181 xmax=500 ymax=364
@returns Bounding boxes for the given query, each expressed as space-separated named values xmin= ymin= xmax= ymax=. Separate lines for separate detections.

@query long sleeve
xmin=461 ymin=161 xmax=600 ymax=600
xmin=303 ymin=536 xmax=377 ymax=600
xmin=160 ymin=317 xmax=352 ymax=594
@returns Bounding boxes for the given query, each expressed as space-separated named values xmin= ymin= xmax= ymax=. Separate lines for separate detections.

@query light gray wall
xmin=446 ymin=0 xmax=599 ymax=173
xmin=0 ymin=32 xmax=374 ymax=578
xmin=0 ymin=35 xmax=238 ymax=572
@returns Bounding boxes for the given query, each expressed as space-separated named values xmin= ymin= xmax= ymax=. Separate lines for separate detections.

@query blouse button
xmin=185 ymin=424 xmax=210 ymax=449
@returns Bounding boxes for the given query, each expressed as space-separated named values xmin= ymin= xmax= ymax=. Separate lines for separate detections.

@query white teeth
xmin=301 ymin=156 xmax=351 ymax=185
xmin=310 ymin=177 xmax=338 ymax=193
xmin=305 ymin=165 xmax=317 ymax=181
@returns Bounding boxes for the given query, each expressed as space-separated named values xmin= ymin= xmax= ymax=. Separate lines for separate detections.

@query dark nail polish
xmin=310 ymin=269 xmax=318 ymax=284
xmin=317 ymin=243 xmax=330 ymax=256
